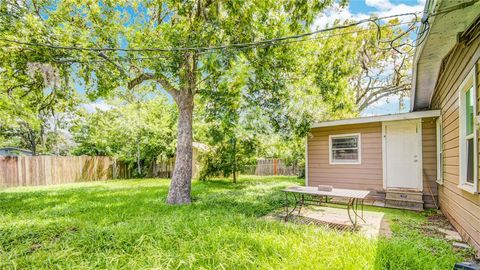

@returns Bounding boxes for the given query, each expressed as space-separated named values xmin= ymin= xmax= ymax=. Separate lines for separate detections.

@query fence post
xmin=273 ymin=159 xmax=277 ymax=176
xmin=112 ymin=158 xmax=116 ymax=179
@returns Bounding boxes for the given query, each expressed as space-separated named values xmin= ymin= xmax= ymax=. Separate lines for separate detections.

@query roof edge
xmin=311 ymin=110 xmax=440 ymax=128
xmin=411 ymin=0 xmax=439 ymax=111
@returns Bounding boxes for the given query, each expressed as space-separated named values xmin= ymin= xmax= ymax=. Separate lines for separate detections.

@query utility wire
xmin=5 ymin=22 xmax=420 ymax=64
xmin=0 ymin=12 xmax=422 ymax=53
xmin=2 ymin=21 xmax=417 ymax=64
xmin=0 ymin=0 xmax=474 ymax=55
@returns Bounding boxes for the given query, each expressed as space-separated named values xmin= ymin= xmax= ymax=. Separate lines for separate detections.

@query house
xmin=306 ymin=0 xmax=480 ymax=254
xmin=0 ymin=147 xmax=33 ymax=156
xmin=307 ymin=110 xmax=440 ymax=208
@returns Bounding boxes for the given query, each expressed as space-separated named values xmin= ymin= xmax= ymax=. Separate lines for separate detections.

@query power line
xmin=1 ymin=0 xmax=474 ymax=55
xmin=2 ymin=21 xmax=418 ymax=64
xmin=0 ymin=12 xmax=422 ymax=54
xmin=0 ymin=22 xmax=412 ymax=64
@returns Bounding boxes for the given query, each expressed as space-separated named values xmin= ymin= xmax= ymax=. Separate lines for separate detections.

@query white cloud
xmin=365 ymin=0 xmax=394 ymax=10
xmin=81 ymin=100 xmax=114 ymax=113
xmin=313 ymin=3 xmax=369 ymax=30
xmin=313 ymin=0 xmax=425 ymax=30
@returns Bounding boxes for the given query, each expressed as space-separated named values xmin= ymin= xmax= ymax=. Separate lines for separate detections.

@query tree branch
xmin=128 ymin=73 xmax=178 ymax=96
xmin=359 ymin=84 xmax=410 ymax=111
xmin=98 ymin=52 xmax=128 ymax=76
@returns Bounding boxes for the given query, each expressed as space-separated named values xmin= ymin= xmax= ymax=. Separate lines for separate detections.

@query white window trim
xmin=305 ymin=136 xmax=309 ymax=186
xmin=329 ymin=133 xmax=361 ymax=165
xmin=436 ymin=117 xmax=443 ymax=184
xmin=458 ymin=66 xmax=478 ymax=194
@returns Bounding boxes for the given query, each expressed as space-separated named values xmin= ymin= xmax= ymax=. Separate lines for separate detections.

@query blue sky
xmin=314 ymin=0 xmax=425 ymax=116
xmin=85 ymin=0 xmax=425 ymax=115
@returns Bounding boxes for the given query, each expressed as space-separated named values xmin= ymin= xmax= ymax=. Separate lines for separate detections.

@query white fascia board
xmin=311 ymin=110 xmax=440 ymax=128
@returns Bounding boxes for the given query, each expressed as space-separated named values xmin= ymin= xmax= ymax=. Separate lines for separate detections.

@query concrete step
xmin=385 ymin=199 xmax=424 ymax=211
xmin=386 ymin=190 xmax=423 ymax=202
xmin=385 ymin=189 xmax=424 ymax=211
xmin=386 ymin=197 xmax=424 ymax=203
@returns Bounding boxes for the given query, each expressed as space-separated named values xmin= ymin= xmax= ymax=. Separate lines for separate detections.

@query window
xmin=459 ymin=67 xmax=478 ymax=193
xmin=329 ymin=133 xmax=361 ymax=164
xmin=436 ymin=117 xmax=443 ymax=184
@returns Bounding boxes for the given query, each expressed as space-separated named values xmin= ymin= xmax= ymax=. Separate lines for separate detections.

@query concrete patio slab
xmin=267 ymin=205 xmax=391 ymax=238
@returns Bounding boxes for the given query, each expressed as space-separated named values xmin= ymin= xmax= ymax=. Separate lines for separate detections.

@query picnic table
xmin=282 ymin=186 xmax=370 ymax=227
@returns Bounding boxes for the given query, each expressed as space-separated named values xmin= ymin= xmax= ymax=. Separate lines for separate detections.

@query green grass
xmin=0 ymin=176 xmax=470 ymax=269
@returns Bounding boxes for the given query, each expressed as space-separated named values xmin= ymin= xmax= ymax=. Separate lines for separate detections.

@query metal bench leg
xmin=347 ymin=198 xmax=357 ymax=228
xmin=284 ymin=192 xmax=289 ymax=221
xmin=350 ymin=198 xmax=366 ymax=224
xmin=285 ymin=193 xmax=299 ymax=221
xmin=297 ymin=194 xmax=304 ymax=215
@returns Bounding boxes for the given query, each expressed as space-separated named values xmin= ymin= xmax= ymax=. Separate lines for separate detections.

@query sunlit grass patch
xmin=0 ymin=176 xmax=468 ymax=269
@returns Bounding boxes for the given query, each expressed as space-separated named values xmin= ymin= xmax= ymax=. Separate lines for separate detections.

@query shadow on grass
xmin=1 ymin=177 xmax=468 ymax=269
xmin=0 ymin=176 xmax=296 ymax=231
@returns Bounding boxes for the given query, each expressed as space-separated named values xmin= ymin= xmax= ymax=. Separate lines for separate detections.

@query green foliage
xmin=0 ymin=1 xmax=347 ymax=189
xmin=0 ymin=176 xmax=468 ymax=269
xmin=0 ymin=1 xmax=336 ymax=98
xmin=0 ymin=2 xmax=81 ymax=154
xmin=0 ymin=1 xmax=416 ymax=185
xmin=312 ymin=31 xmax=359 ymax=117
xmin=199 ymin=134 xmax=258 ymax=181
xmin=0 ymin=62 xmax=78 ymax=154
xmin=72 ymin=96 xmax=177 ymax=172
xmin=196 ymin=57 xmax=258 ymax=180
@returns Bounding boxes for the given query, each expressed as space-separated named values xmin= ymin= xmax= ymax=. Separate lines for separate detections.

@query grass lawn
xmin=0 ymin=176 xmax=472 ymax=269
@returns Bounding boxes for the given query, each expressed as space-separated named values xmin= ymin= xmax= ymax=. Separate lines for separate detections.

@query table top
xmin=282 ymin=186 xmax=370 ymax=199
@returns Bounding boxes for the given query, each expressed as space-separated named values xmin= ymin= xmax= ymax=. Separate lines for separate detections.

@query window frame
xmin=329 ymin=133 xmax=361 ymax=165
xmin=458 ymin=66 xmax=478 ymax=194
xmin=436 ymin=117 xmax=443 ymax=184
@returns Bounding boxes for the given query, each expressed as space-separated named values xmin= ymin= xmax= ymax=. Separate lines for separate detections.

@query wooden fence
xmin=0 ymin=156 xmax=131 ymax=187
xmin=149 ymin=157 xmax=175 ymax=178
xmin=242 ymin=159 xmax=300 ymax=176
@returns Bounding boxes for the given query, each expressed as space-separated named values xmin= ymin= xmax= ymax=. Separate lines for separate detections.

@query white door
xmin=383 ymin=120 xmax=422 ymax=190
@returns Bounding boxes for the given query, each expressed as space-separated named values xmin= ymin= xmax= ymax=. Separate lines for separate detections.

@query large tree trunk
xmin=167 ymin=91 xmax=194 ymax=204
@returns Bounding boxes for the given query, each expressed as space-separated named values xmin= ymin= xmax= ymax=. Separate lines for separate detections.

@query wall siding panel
xmin=430 ymin=33 xmax=480 ymax=253
xmin=308 ymin=122 xmax=384 ymax=199
xmin=422 ymin=117 xmax=439 ymax=208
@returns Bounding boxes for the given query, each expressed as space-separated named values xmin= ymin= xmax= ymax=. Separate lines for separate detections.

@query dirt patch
xmin=427 ymin=212 xmax=454 ymax=231
xmin=379 ymin=218 xmax=392 ymax=238
xmin=27 ymin=243 xmax=43 ymax=254
xmin=265 ymin=206 xmax=388 ymax=238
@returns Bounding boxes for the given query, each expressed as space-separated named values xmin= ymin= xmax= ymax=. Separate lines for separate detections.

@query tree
xmin=1 ymin=1 xmax=337 ymax=204
xmin=0 ymin=61 xmax=78 ymax=155
xmin=353 ymin=23 xmax=413 ymax=111
xmin=315 ymin=19 xmax=414 ymax=112
xmin=72 ymin=96 xmax=177 ymax=175
xmin=195 ymin=59 xmax=257 ymax=182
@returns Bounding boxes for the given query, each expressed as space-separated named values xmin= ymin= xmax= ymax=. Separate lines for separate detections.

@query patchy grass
xmin=0 ymin=176 xmax=469 ymax=269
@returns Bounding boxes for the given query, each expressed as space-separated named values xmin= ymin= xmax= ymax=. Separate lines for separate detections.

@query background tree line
xmin=0 ymin=0 xmax=413 ymax=203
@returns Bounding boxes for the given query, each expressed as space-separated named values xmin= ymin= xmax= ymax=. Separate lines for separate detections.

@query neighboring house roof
xmin=411 ymin=0 xmax=480 ymax=111
xmin=0 ymin=147 xmax=33 ymax=156
xmin=311 ymin=110 xmax=440 ymax=128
